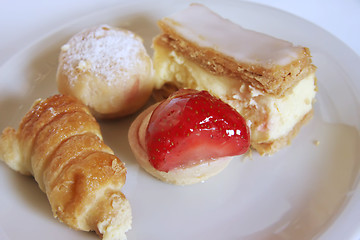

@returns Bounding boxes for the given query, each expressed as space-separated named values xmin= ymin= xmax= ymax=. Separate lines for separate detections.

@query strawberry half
xmin=145 ymin=89 xmax=250 ymax=172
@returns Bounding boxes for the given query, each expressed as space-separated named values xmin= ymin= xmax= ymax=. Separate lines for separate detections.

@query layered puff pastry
xmin=0 ymin=94 xmax=131 ymax=240
xmin=152 ymin=4 xmax=317 ymax=155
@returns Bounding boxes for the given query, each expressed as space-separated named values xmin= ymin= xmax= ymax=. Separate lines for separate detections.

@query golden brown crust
xmin=0 ymin=94 xmax=131 ymax=239
xmin=32 ymin=111 xmax=102 ymax=189
xmin=154 ymin=21 xmax=316 ymax=96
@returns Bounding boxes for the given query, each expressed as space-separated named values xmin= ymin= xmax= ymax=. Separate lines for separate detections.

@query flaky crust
xmin=128 ymin=102 xmax=232 ymax=185
xmin=154 ymin=24 xmax=316 ymax=97
xmin=0 ymin=94 xmax=131 ymax=240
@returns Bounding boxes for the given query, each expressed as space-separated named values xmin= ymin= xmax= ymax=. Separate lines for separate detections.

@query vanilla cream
xmin=153 ymin=46 xmax=316 ymax=144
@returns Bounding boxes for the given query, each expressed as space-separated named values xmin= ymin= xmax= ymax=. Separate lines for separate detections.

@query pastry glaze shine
xmin=162 ymin=3 xmax=302 ymax=66
xmin=128 ymin=101 xmax=234 ymax=185
xmin=0 ymin=94 xmax=131 ymax=240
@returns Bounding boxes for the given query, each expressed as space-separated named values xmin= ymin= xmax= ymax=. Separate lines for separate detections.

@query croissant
xmin=0 ymin=94 xmax=131 ymax=240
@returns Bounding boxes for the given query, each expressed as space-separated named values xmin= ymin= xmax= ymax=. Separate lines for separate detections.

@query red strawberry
xmin=145 ymin=89 xmax=250 ymax=172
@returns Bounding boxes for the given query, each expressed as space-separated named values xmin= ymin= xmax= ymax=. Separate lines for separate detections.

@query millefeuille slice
xmin=152 ymin=3 xmax=317 ymax=155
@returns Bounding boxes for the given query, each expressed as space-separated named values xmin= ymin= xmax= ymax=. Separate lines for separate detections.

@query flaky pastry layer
xmin=0 ymin=94 xmax=131 ymax=240
xmin=155 ymin=3 xmax=316 ymax=96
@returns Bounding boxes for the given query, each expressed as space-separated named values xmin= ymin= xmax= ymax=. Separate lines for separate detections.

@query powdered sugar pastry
xmin=60 ymin=24 xmax=146 ymax=86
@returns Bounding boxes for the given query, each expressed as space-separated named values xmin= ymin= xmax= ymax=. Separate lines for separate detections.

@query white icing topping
xmin=59 ymin=24 xmax=146 ymax=86
xmin=162 ymin=4 xmax=303 ymax=66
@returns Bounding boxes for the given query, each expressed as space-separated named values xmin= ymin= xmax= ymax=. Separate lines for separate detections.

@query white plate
xmin=0 ymin=1 xmax=360 ymax=240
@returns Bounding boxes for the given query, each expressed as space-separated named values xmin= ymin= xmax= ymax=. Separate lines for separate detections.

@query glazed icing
xmin=162 ymin=4 xmax=303 ymax=67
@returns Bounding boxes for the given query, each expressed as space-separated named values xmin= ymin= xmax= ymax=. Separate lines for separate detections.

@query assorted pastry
xmin=0 ymin=95 xmax=131 ymax=240
xmin=128 ymin=88 xmax=250 ymax=185
xmin=152 ymin=3 xmax=317 ymax=155
xmin=0 ymin=3 xmax=317 ymax=239
xmin=57 ymin=24 xmax=153 ymax=119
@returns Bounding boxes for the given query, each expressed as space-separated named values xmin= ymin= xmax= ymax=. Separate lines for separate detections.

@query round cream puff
xmin=57 ymin=24 xmax=153 ymax=119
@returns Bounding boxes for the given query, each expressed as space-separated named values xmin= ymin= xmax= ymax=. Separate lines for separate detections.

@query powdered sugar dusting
xmin=59 ymin=24 xmax=147 ymax=86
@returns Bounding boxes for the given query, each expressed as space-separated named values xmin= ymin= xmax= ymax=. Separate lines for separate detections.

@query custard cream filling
xmin=153 ymin=45 xmax=316 ymax=143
